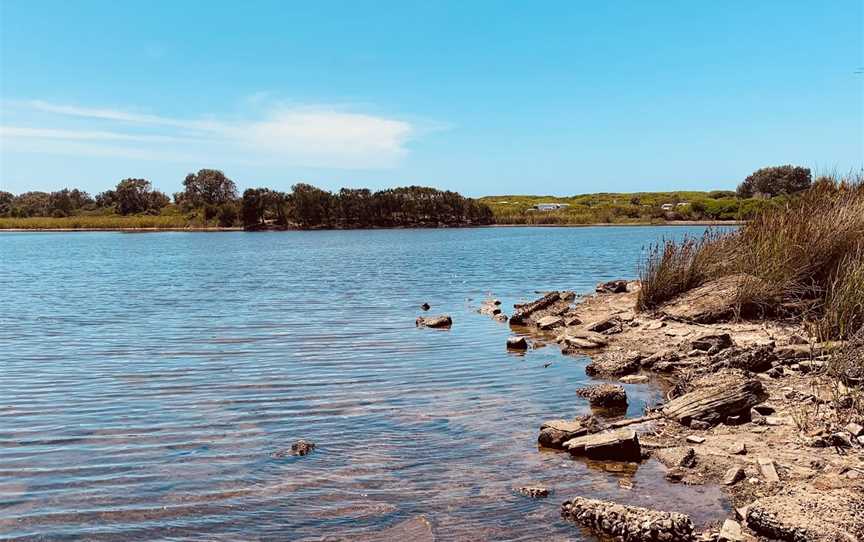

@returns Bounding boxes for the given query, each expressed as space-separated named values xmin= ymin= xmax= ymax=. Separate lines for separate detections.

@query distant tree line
xmin=0 ymin=169 xmax=493 ymax=230
xmin=241 ymin=184 xmax=494 ymax=230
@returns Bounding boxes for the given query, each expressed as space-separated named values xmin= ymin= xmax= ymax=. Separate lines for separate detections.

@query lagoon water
xmin=0 ymin=227 xmax=729 ymax=541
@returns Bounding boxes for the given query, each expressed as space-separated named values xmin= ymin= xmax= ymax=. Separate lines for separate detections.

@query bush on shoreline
xmin=637 ymin=172 xmax=864 ymax=341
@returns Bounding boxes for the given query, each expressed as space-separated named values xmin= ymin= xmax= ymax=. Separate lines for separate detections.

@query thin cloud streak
xmin=3 ymin=100 xmax=421 ymax=169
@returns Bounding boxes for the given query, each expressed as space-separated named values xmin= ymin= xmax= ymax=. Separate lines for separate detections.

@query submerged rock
xmin=576 ymin=383 xmax=628 ymax=407
xmin=561 ymin=496 xmax=694 ymax=541
xmin=273 ymin=439 xmax=316 ymax=458
xmin=516 ymin=485 xmax=550 ymax=498
xmin=506 ymin=336 xmax=528 ymax=350
xmin=416 ymin=315 xmax=452 ymax=328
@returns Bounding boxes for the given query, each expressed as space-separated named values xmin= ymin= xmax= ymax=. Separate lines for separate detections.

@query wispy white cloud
xmin=2 ymin=99 xmax=421 ymax=169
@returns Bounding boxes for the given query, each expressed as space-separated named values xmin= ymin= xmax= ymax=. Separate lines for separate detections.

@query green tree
xmin=737 ymin=165 xmax=811 ymax=198
xmin=181 ymin=169 xmax=238 ymax=208
xmin=0 ymin=191 xmax=14 ymax=217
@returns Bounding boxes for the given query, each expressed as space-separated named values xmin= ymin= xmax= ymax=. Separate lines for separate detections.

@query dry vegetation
xmin=638 ymin=173 xmax=864 ymax=343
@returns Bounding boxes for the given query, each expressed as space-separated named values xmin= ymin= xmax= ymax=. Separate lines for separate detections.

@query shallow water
xmin=0 ymin=227 xmax=730 ymax=540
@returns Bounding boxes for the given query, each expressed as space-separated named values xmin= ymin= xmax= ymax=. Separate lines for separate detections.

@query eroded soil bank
xmin=505 ymin=280 xmax=864 ymax=542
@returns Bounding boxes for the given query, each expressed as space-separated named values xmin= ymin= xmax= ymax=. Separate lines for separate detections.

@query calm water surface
xmin=0 ymin=227 xmax=729 ymax=541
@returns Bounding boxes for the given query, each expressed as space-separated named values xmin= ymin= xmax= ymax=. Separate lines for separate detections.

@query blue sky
xmin=1 ymin=1 xmax=861 ymax=197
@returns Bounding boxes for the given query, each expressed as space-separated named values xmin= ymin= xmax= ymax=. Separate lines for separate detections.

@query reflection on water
xmin=0 ymin=227 xmax=730 ymax=540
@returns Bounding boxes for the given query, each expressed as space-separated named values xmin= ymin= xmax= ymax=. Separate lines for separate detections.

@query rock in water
xmin=271 ymin=439 xmax=316 ymax=458
xmin=563 ymin=428 xmax=641 ymax=461
xmin=538 ymin=417 xmax=603 ymax=449
xmin=506 ymin=336 xmax=528 ymax=350
xmin=420 ymin=302 xmax=431 ymax=311
xmin=576 ymin=383 xmax=628 ymax=407
xmin=516 ymin=485 xmax=550 ymax=498
xmin=415 ymin=315 xmax=452 ymax=328
xmin=561 ymin=496 xmax=694 ymax=541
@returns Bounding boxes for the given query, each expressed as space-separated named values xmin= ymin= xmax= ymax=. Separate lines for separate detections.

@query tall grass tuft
xmin=816 ymin=244 xmax=864 ymax=341
xmin=636 ymin=230 xmax=734 ymax=311
xmin=636 ymin=172 xmax=864 ymax=339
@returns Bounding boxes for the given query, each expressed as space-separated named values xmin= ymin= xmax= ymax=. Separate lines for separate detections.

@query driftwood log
xmin=662 ymin=378 xmax=767 ymax=426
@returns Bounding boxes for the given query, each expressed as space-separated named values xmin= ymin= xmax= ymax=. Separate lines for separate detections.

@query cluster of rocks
xmin=508 ymin=290 xmax=578 ymax=328
xmin=479 ymin=298 xmax=509 ymax=323
xmin=560 ymin=497 xmax=694 ymax=542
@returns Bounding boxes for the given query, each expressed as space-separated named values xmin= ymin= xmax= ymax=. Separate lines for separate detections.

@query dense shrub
xmin=737 ymin=165 xmax=811 ymax=198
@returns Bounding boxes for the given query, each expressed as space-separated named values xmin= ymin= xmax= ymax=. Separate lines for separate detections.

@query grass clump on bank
xmin=637 ymin=173 xmax=864 ymax=341
xmin=0 ymin=214 xmax=197 ymax=230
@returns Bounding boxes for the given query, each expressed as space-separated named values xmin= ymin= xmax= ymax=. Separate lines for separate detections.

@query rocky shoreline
xmin=504 ymin=279 xmax=864 ymax=541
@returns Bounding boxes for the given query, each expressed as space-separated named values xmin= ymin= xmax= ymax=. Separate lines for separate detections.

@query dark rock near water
xmin=662 ymin=376 xmax=768 ymax=427
xmin=416 ymin=315 xmax=452 ymax=328
xmin=596 ymin=280 xmax=629 ymax=293
xmin=576 ymin=383 xmax=628 ymax=407
xmin=420 ymin=302 xmax=431 ymax=311
xmin=273 ymin=439 xmax=316 ymax=458
xmin=585 ymin=350 xmax=641 ymax=377
xmin=538 ymin=416 xmax=603 ymax=449
xmin=516 ymin=485 xmax=550 ymax=498
xmin=506 ymin=336 xmax=528 ymax=350
xmin=564 ymin=428 xmax=641 ymax=461
xmin=561 ymin=496 xmax=694 ymax=541
xmin=691 ymin=332 xmax=733 ymax=353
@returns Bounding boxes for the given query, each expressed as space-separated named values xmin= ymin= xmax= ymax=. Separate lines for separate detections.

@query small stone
xmin=493 ymin=313 xmax=508 ymax=322
xmin=725 ymin=415 xmax=742 ymax=425
xmin=757 ymin=457 xmax=779 ymax=482
xmin=752 ymin=404 xmax=776 ymax=415
xmin=289 ymin=439 xmax=315 ymax=456
xmin=619 ymin=374 xmax=649 ymax=384
xmin=420 ymin=302 xmax=430 ymax=311
xmin=729 ymin=442 xmax=747 ymax=455
xmin=665 ymin=468 xmax=685 ymax=482
xmin=564 ymin=315 xmax=582 ymax=326
xmin=718 ymin=519 xmax=743 ymax=541
xmin=680 ymin=447 xmax=697 ymax=468
xmin=491 ymin=299 xmax=501 ymax=305
xmin=722 ymin=467 xmax=745 ymax=486
xmin=516 ymin=485 xmax=550 ymax=498
xmin=846 ymin=422 xmax=864 ymax=437
xmin=750 ymin=409 xmax=765 ymax=425
xmin=646 ymin=321 xmax=666 ymax=330
xmin=690 ymin=420 xmax=711 ymax=430
xmin=416 ymin=315 xmax=452 ymax=328
xmin=686 ymin=435 xmax=706 ymax=444
xmin=858 ymin=435 xmax=864 ymax=446
xmin=830 ymin=432 xmax=853 ymax=448
xmin=506 ymin=336 xmax=528 ymax=350
xmin=765 ymin=416 xmax=790 ymax=426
